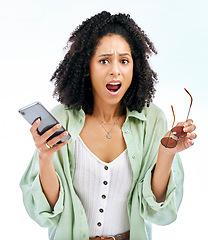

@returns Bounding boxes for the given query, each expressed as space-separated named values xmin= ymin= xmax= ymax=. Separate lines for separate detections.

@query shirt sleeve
xmin=20 ymin=151 xmax=65 ymax=228
xmin=141 ymin=153 xmax=184 ymax=225
xmin=138 ymin=105 xmax=184 ymax=225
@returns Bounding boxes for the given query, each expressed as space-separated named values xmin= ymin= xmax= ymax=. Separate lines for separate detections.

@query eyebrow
xmin=97 ymin=53 xmax=131 ymax=58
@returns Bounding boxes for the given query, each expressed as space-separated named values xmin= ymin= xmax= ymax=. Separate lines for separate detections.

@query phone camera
xmin=20 ymin=111 xmax=25 ymax=115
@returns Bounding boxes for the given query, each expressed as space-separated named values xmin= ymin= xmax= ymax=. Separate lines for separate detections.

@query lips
xmin=106 ymin=82 xmax=121 ymax=92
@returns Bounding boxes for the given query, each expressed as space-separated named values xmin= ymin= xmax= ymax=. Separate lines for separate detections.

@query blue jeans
xmin=114 ymin=231 xmax=129 ymax=240
xmin=117 ymin=237 xmax=129 ymax=240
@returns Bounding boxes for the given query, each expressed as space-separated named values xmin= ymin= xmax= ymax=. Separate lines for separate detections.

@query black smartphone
xmin=19 ymin=101 xmax=71 ymax=143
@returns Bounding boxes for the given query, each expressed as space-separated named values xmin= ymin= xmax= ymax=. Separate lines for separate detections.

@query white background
xmin=0 ymin=0 xmax=207 ymax=239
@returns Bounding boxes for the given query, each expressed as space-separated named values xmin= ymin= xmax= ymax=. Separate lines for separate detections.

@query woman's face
xmin=89 ymin=34 xmax=133 ymax=107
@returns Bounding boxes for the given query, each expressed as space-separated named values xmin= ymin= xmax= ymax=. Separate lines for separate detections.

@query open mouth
xmin=106 ymin=82 xmax=121 ymax=92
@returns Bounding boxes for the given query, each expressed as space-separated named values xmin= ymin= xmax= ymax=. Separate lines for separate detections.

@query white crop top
xmin=73 ymin=136 xmax=133 ymax=237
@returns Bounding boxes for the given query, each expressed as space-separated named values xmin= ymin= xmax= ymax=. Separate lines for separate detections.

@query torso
xmin=79 ymin=114 xmax=127 ymax=163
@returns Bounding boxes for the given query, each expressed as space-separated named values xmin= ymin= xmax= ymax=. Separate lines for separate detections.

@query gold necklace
xmin=93 ymin=114 xmax=120 ymax=139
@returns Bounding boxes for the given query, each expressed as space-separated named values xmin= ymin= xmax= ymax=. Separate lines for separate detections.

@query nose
xmin=110 ymin=60 xmax=121 ymax=76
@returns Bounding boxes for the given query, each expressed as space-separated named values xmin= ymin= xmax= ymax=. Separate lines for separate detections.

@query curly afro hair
xmin=51 ymin=11 xmax=158 ymax=114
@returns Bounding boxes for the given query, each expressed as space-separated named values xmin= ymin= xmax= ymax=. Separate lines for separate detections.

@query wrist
xmin=159 ymin=144 xmax=176 ymax=159
xmin=39 ymin=156 xmax=54 ymax=170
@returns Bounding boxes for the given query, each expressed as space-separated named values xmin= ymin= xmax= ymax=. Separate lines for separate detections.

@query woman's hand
xmin=30 ymin=118 xmax=70 ymax=162
xmin=162 ymin=119 xmax=197 ymax=155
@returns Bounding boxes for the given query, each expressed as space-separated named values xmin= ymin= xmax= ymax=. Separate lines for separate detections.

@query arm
xmin=151 ymin=119 xmax=197 ymax=203
xmin=30 ymin=119 xmax=69 ymax=209
xmin=39 ymin=158 xmax=60 ymax=209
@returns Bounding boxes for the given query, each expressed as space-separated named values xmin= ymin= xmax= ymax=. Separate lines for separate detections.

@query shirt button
xmin=97 ymin=222 xmax=102 ymax=227
xmin=104 ymin=166 xmax=108 ymax=170
xmin=125 ymin=130 xmax=129 ymax=134
xmin=103 ymin=181 xmax=108 ymax=185
xmin=99 ymin=208 xmax=104 ymax=213
xmin=102 ymin=195 xmax=106 ymax=199
xmin=132 ymin=155 xmax=136 ymax=159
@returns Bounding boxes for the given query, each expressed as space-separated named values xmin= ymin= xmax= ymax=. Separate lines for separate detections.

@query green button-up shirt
xmin=20 ymin=103 xmax=184 ymax=240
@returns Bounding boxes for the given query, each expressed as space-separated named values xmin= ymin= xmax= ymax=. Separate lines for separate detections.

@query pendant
xmin=106 ymin=132 xmax=112 ymax=139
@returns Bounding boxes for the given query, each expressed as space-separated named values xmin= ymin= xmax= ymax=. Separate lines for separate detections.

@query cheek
xmin=89 ymin=67 xmax=99 ymax=88
xmin=124 ymin=67 xmax=133 ymax=86
xmin=90 ymin=62 xmax=104 ymax=80
xmin=90 ymin=77 xmax=98 ymax=90
xmin=90 ymin=73 xmax=103 ymax=92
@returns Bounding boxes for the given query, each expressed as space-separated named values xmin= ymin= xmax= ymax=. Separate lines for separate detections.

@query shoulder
xmin=51 ymin=104 xmax=67 ymax=115
xmin=127 ymin=102 xmax=166 ymax=124
xmin=142 ymin=103 xmax=168 ymax=139
xmin=50 ymin=104 xmax=85 ymax=124
xmin=142 ymin=103 xmax=168 ymax=133
xmin=143 ymin=102 xmax=166 ymax=122
xmin=50 ymin=104 xmax=69 ymax=121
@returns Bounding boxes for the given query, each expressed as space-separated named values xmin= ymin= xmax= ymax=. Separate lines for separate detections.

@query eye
xmin=99 ymin=59 xmax=109 ymax=64
xmin=121 ymin=59 xmax=129 ymax=64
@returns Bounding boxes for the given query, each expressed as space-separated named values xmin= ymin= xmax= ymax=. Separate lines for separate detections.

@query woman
xmin=20 ymin=11 xmax=197 ymax=240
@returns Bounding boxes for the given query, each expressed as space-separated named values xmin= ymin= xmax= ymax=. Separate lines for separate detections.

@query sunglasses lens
xmin=161 ymin=137 xmax=177 ymax=148
xmin=171 ymin=126 xmax=187 ymax=138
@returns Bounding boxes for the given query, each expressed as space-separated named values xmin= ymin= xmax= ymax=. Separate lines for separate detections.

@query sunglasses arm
xmin=184 ymin=88 xmax=193 ymax=121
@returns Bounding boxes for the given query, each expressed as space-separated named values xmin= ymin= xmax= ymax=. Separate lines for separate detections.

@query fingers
xmin=183 ymin=138 xmax=195 ymax=149
xmin=30 ymin=118 xmax=41 ymax=137
xmin=46 ymin=130 xmax=69 ymax=149
xmin=166 ymin=119 xmax=197 ymax=152
xmin=181 ymin=119 xmax=197 ymax=150
xmin=46 ymin=138 xmax=70 ymax=153
xmin=182 ymin=119 xmax=197 ymax=145
xmin=187 ymin=132 xmax=197 ymax=140
xmin=30 ymin=119 xmax=70 ymax=154
xmin=183 ymin=119 xmax=196 ymax=134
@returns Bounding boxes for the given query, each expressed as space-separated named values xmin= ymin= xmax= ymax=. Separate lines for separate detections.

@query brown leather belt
xmin=89 ymin=231 xmax=130 ymax=240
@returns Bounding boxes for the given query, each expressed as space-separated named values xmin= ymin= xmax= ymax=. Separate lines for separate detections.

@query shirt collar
xmin=126 ymin=107 xmax=147 ymax=121
xmin=74 ymin=106 xmax=147 ymax=121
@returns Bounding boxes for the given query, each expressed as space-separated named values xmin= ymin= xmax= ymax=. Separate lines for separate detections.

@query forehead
xmin=94 ymin=34 xmax=132 ymax=55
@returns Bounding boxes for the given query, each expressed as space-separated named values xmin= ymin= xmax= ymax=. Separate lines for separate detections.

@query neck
xmin=93 ymin=103 xmax=124 ymax=124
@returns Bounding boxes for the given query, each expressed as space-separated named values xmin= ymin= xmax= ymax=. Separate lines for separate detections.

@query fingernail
xmin=190 ymin=140 xmax=194 ymax=146
xmin=183 ymin=128 xmax=187 ymax=132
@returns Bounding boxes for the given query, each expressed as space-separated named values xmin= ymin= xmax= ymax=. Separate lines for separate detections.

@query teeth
xmin=108 ymin=82 xmax=120 ymax=85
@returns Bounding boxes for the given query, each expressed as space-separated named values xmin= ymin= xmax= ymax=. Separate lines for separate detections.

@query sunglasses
xmin=161 ymin=88 xmax=193 ymax=148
